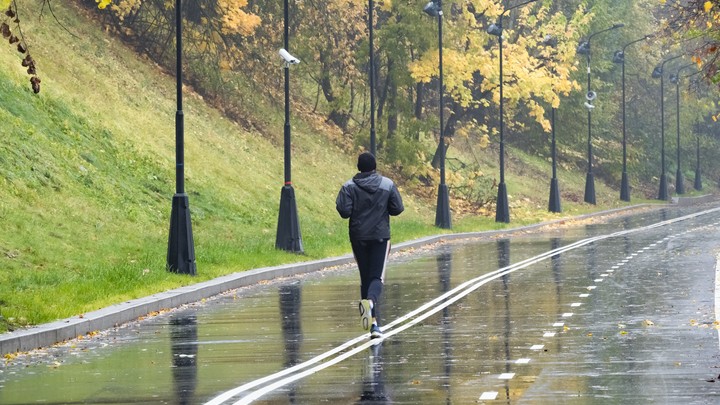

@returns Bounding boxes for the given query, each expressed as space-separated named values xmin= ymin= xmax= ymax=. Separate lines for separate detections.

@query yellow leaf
xmin=705 ymin=1 xmax=713 ymax=13
xmin=0 ymin=0 xmax=10 ymax=10
xmin=96 ymin=0 xmax=112 ymax=9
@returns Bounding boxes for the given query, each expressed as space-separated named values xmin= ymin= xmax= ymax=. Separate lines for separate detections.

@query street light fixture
xmin=670 ymin=63 xmax=695 ymax=195
xmin=576 ymin=23 xmax=624 ymax=205
xmin=487 ymin=0 xmax=539 ymax=223
xmin=651 ymin=54 xmax=683 ymax=200
xmin=275 ymin=0 xmax=304 ymax=253
xmin=423 ymin=0 xmax=450 ymax=229
xmin=167 ymin=0 xmax=197 ymax=275
xmin=611 ymin=35 xmax=651 ymax=202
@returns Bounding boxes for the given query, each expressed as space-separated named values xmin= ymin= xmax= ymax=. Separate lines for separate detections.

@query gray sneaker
xmin=359 ymin=299 xmax=372 ymax=331
xmin=370 ymin=324 xmax=383 ymax=339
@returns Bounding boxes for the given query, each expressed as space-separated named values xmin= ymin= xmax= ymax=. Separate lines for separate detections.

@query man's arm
xmin=388 ymin=185 xmax=404 ymax=216
xmin=336 ymin=184 xmax=354 ymax=218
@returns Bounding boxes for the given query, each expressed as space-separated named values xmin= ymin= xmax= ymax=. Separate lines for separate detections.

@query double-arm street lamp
xmin=669 ymin=63 xmax=695 ymax=195
xmin=486 ymin=0 xmax=539 ymax=223
xmin=423 ymin=0 xmax=450 ymax=229
xmin=167 ymin=0 xmax=197 ymax=275
xmin=576 ymin=23 xmax=624 ymax=205
xmin=651 ymin=54 xmax=683 ymax=200
xmin=612 ymin=35 xmax=651 ymax=202
xmin=275 ymin=0 xmax=304 ymax=253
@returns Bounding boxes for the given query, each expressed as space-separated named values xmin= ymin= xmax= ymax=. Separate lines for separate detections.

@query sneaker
xmin=370 ymin=324 xmax=383 ymax=339
xmin=359 ymin=299 xmax=372 ymax=331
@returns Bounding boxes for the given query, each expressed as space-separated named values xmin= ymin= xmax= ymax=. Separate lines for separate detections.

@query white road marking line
xmin=579 ymin=293 xmax=590 ymax=298
xmin=571 ymin=303 xmax=582 ymax=307
xmin=530 ymin=344 xmax=545 ymax=350
xmin=553 ymin=322 xmax=565 ymax=327
xmin=562 ymin=312 xmax=574 ymax=317
xmin=594 ymin=278 xmax=604 ymax=282
xmin=516 ymin=358 xmax=531 ymax=364
xmin=480 ymin=392 xmax=498 ymax=400
xmin=499 ymin=373 xmax=515 ymax=379
xmin=587 ymin=286 xmax=597 ymax=290
xmin=543 ymin=332 xmax=556 ymax=337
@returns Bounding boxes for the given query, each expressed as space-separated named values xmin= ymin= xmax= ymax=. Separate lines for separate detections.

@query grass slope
xmin=0 ymin=2 xmax=643 ymax=333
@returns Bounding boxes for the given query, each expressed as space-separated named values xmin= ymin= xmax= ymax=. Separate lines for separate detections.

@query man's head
xmin=357 ymin=152 xmax=376 ymax=173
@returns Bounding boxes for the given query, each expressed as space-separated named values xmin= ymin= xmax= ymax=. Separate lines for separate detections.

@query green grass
xmin=0 ymin=1 xmax=671 ymax=333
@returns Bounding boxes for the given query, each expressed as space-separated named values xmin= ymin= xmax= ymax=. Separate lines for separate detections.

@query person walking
xmin=336 ymin=152 xmax=404 ymax=338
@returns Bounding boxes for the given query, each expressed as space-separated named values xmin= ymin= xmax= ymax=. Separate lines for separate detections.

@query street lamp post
xmin=548 ymin=106 xmax=561 ymax=213
xmin=167 ymin=0 xmax=197 ymax=275
xmin=670 ymin=63 xmax=694 ymax=195
xmin=368 ymin=0 xmax=376 ymax=155
xmin=651 ymin=54 xmax=683 ymax=201
xmin=612 ymin=35 xmax=650 ymax=202
xmin=275 ymin=0 xmax=304 ymax=253
xmin=695 ymin=136 xmax=702 ymax=190
xmin=487 ymin=0 xmax=539 ymax=223
xmin=423 ymin=0 xmax=450 ymax=229
xmin=576 ymin=23 xmax=624 ymax=205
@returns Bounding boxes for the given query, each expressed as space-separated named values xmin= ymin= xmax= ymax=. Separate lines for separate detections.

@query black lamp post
xmin=368 ymin=0 xmax=376 ymax=155
xmin=275 ymin=0 xmax=304 ymax=253
xmin=576 ymin=23 xmax=624 ymax=205
xmin=541 ymin=34 xmax=561 ymax=213
xmin=167 ymin=0 xmax=197 ymax=275
xmin=670 ymin=63 xmax=694 ymax=195
xmin=612 ymin=35 xmax=651 ymax=202
xmin=487 ymin=0 xmax=539 ymax=223
xmin=651 ymin=54 xmax=683 ymax=201
xmin=423 ymin=0 xmax=450 ymax=229
xmin=695 ymin=136 xmax=702 ymax=190
xmin=548 ymin=106 xmax=561 ymax=213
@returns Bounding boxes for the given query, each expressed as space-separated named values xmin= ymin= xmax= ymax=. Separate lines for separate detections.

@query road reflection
xmin=279 ymin=283 xmax=303 ymax=403
xmin=171 ymin=314 xmax=198 ymax=405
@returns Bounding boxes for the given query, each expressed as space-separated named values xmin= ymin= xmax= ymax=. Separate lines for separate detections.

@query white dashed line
xmin=579 ymin=293 xmax=590 ymax=298
xmin=594 ymin=278 xmax=604 ymax=282
xmin=562 ymin=312 xmax=574 ymax=317
xmin=516 ymin=358 xmax=531 ymax=364
xmin=480 ymin=392 xmax=498 ymax=400
xmin=571 ymin=303 xmax=582 ymax=307
xmin=543 ymin=332 xmax=556 ymax=337
xmin=499 ymin=373 xmax=515 ymax=380
xmin=587 ymin=286 xmax=597 ymax=290
xmin=553 ymin=322 xmax=565 ymax=327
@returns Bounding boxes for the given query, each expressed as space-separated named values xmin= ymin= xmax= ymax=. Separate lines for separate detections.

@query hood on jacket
xmin=352 ymin=171 xmax=382 ymax=193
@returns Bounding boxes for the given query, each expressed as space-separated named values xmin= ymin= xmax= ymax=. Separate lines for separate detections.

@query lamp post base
xmin=675 ymin=170 xmax=685 ymax=194
xmin=694 ymin=168 xmax=702 ymax=190
xmin=620 ymin=171 xmax=630 ymax=202
xmin=658 ymin=173 xmax=668 ymax=200
xmin=548 ymin=178 xmax=561 ymax=213
xmin=495 ymin=182 xmax=510 ymax=223
xmin=435 ymin=183 xmax=451 ymax=229
xmin=167 ymin=193 xmax=197 ymax=275
xmin=276 ymin=185 xmax=304 ymax=253
xmin=584 ymin=172 xmax=596 ymax=205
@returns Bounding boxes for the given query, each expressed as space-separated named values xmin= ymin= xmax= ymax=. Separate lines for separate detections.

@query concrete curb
xmin=0 ymin=200 xmax=707 ymax=356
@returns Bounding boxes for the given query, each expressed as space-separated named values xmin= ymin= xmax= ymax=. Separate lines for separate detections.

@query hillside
xmin=0 ymin=1 xmax=646 ymax=333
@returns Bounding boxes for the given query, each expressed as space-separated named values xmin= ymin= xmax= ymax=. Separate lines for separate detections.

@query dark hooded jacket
xmin=336 ymin=171 xmax=404 ymax=241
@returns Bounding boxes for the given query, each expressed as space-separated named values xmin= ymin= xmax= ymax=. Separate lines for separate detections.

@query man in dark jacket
xmin=336 ymin=152 xmax=404 ymax=339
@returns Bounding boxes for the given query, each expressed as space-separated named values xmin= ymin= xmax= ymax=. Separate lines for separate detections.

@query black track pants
xmin=351 ymin=239 xmax=391 ymax=322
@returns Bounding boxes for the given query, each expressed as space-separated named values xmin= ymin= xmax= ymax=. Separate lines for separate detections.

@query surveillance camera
xmin=586 ymin=91 xmax=597 ymax=101
xmin=279 ymin=48 xmax=300 ymax=65
xmin=584 ymin=101 xmax=595 ymax=110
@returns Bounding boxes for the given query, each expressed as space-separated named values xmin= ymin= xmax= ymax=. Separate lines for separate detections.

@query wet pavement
xmin=2 ymin=205 xmax=720 ymax=404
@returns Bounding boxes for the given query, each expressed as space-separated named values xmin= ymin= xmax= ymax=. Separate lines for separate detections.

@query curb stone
xmin=0 ymin=200 xmax=708 ymax=356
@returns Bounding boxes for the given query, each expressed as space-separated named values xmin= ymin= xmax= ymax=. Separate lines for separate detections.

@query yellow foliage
xmin=96 ymin=0 xmax=113 ymax=10
xmin=705 ymin=1 xmax=713 ymax=13
xmin=218 ymin=0 xmax=261 ymax=36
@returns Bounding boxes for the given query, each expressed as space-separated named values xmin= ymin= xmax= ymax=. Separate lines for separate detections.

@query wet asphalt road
xmin=2 ymin=205 xmax=720 ymax=404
